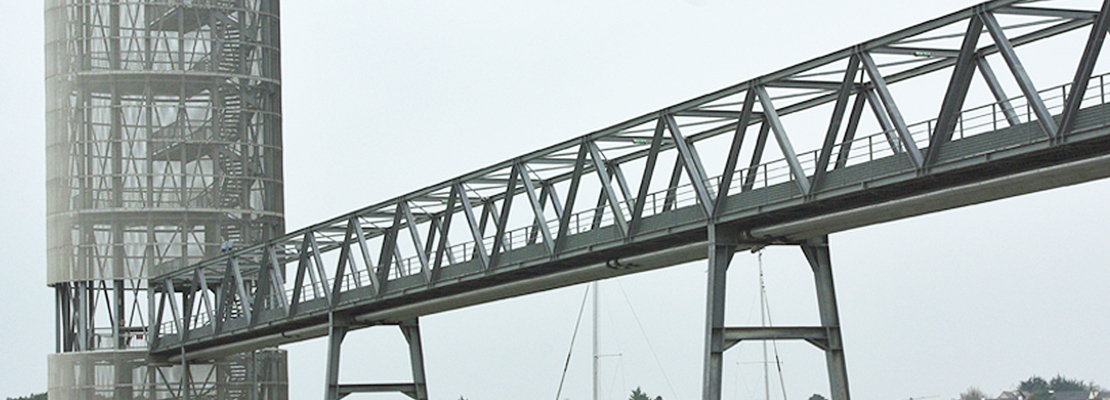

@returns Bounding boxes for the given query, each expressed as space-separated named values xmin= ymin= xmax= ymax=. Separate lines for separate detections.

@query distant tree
xmin=1020 ymin=376 xmax=1051 ymax=393
xmin=630 ymin=386 xmax=663 ymax=400
xmin=6 ymin=394 xmax=46 ymax=400
xmin=961 ymin=387 xmax=987 ymax=400
xmin=1020 ymin=375 xmax=1103 ymax=397
xmin=1049 ymin=375 xmax=1099 ymax=392
xmin=809 ymin=394 xmax=829 ymax=400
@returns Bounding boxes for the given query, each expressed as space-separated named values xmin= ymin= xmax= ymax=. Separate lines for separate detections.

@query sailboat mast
xmin=593 ymin=281 xmax=599 ymax=400
xmin=760 ymin=252 xmax=771 ymax=400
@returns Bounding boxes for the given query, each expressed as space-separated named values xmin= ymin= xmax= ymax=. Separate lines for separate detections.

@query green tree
xmin=1049 ymin=375 xmax=1099 ymax=392
xmin=630 ymin=386 xmax=663 ymax=400
xmin=1021 ymin=376 xmax=1051 ymax=393
xmin=1018 ymin=375 xmax=1103 ymax=400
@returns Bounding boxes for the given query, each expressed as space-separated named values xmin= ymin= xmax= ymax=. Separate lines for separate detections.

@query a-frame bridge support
xmin=703 ymin=227 xmax=850 ymax=400
xmin=324 ymin=315 xmax=430 ymax=400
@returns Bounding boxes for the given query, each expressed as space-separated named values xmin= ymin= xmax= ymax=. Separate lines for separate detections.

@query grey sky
xmin=3 ymin=1 xmax=1109 ymax=399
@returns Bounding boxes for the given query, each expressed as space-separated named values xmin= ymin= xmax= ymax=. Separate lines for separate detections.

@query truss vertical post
xmin=400 ymin=319 xmax=430 ymax=400
xmin=701 ymin=224 xmax=737 ymax=400
xmin=324 ymin=315 xmax=351 ymax=400
xmin=801 ymin=236 xmax=850 ymax=400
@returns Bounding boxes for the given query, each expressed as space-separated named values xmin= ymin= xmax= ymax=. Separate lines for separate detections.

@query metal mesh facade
xmin=45 ymin=0 xmax=286 ymax=398
xmin=48 ymin=349 xmax=288 ymax=400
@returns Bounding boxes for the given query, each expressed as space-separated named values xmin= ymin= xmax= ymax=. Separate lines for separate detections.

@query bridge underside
xmin=149 ymin=1 xmax=1110 ymax=399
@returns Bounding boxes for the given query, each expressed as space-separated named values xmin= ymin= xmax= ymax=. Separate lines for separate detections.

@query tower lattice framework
xmin=45 ymin=0 xmax=287 ymax=398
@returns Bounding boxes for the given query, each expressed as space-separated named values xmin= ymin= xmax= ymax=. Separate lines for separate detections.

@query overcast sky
xmin=3 ymin=1 xmax=1110 ymax=400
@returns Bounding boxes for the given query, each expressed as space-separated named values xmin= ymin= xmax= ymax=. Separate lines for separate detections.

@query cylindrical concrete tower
xmin=45 ymin=0 xmax=287 ymax=398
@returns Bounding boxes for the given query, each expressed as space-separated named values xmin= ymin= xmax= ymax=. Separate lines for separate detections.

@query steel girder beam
xmin=722 ymin=326 xmax=831 ymax=351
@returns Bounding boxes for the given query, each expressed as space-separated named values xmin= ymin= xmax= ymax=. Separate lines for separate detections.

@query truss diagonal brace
xmin=229 ymin=258 xmax=253 ymax=323
xmin=860 ymin=52 xmax=925 ymax=168
xmin=756 ymin=86 xmax=812 ymax=195
xmin=331 ymin=220 xmax=358 ymax=306
xmin=834 ymin=93 xmax=869 ymax=170
xmin=517 ymin=162 xmax=555 ymax=254
xmin=454 ymin=182 xmax=489 ymax=270
xmin=812 ymin=56 xmax=860 ymax=192
xmin=487 ymin=167 xmax=519 ymax=269
xmin=587 ymin=142 xmax=629 ymax=236
xmin=714 ymin=89 xmax=757 ymax=215
xmin=431 ymin=187 xmax=458 ymax=280
xmin=353 ymin=222 xmax=382 ymax=295
xmin=1059 ymin=0 xmax=1110 ymax=137
xmin=400 ymin=201 xmax=432 ymax=282
xmin=864 ymin=89 xmax=903 ymax=153
xmin=555 ymin=144 xmax=589 ymax=252
xmin=630 ymin=119 xmax=667 ymax=234
xmin=308 ymin=233 xmax=332 ymax=306
xmin=926 ymin=16 xmax=984 ymax=166
xmin=982 ymin=11 xmax=1059 ymax=138
xmin=664 ymin=114 xmax=715 ymax=217
xmin=976 ymin=58 xmax=1022 ymax=127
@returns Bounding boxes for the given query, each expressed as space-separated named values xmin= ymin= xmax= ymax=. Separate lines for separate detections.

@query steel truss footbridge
xmin=149 ymin=1 xmax=1110 ymax=399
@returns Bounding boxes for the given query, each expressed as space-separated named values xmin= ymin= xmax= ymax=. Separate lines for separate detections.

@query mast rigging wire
xmin=555 ymin=285 xmax=592 ymax=400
